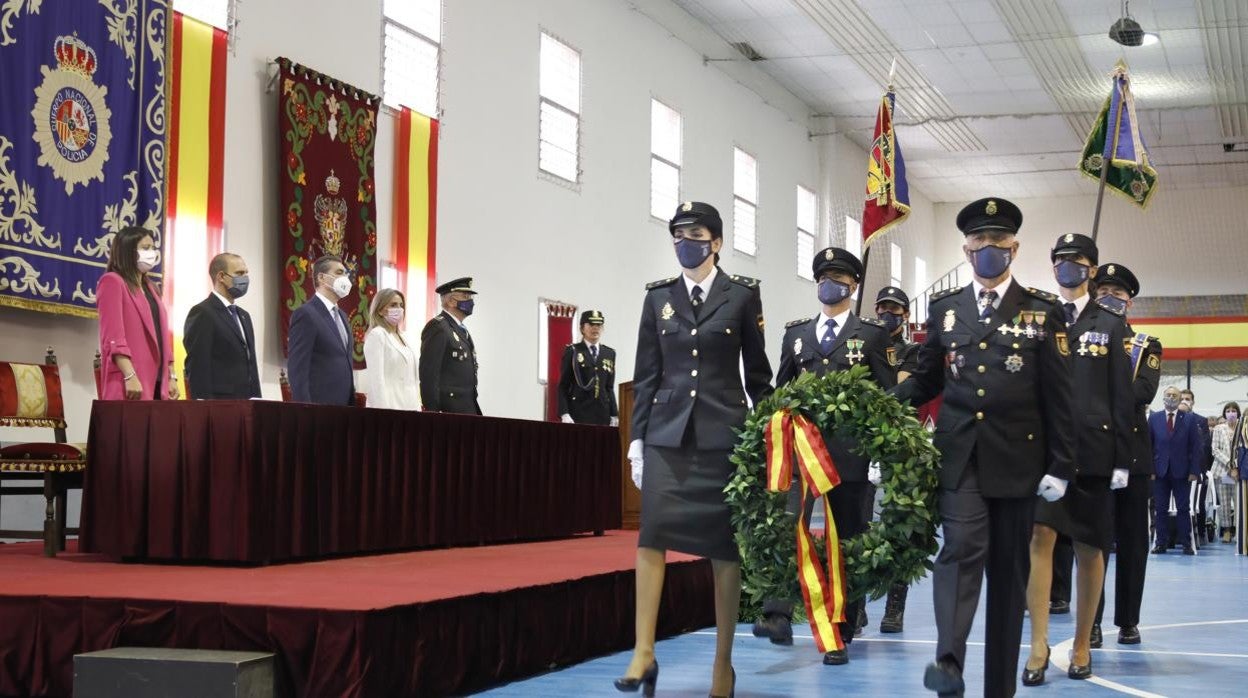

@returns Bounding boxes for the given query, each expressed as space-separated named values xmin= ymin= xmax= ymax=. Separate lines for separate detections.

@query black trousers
xmin=1095 ymin=474 xmax=1151 ymax=628
xmin=933 ymin=466 xmax=1035 ymax=698
xmin=1050 ymin=534 xmax=1073 ymax=605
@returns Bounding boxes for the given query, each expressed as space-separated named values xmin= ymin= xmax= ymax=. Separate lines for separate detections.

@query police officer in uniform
xmin=893 ymin=197 xmax=1076 ymax=698
xmin=557 ymin=310 xmax=619 ymax=426
xmin=1090 ymin=262 xmax=1162 ymax=647
xmin=419 ymin=277 xmax=481 ymax=414
xmin=875 ymin=285 xmax=920 ymax=634
xmin=752 ymin=247 xmax=895 ymax=665
xmin=1022 ymin=233 xmax=1134 ymax=686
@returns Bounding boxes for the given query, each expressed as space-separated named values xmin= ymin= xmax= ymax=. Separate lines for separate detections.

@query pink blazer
xmin=97 ymin=272 xmax=174 ymax=400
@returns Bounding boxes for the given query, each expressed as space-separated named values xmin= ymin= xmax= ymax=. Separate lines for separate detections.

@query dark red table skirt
xmin=81 ymin=401 xmax=622 ymax=563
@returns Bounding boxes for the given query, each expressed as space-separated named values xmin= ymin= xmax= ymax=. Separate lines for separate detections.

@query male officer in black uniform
xmin=1090 ymin=262 xmax=1162 ymax=647
xmin=751 ymin=247 xmax=895 ymax=666
xmin=875 ymin=285 xmax=920 ymax=633
xmin=419 ymin=277 xmax=481 ymax=414
xmin=557 ymin=310 xmax=619 ymax=426
xmin=893 ymin=197 xmax=1075 ymax=698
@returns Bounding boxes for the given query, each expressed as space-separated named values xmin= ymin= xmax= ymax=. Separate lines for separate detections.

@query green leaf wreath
xmin=726 ymin=365 xmax=942 ymax=621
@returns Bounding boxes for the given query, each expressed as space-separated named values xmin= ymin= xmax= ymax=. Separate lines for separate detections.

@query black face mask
xmin=879 ymin=312 xmax=905 ymax=333
xmin=969 ymin=245 xmax=1012 ymax=278
xmin=1054 ymin=260 xmax=1090 ymax=289
xmin=456 ymin=299 xmax=475 ymax=316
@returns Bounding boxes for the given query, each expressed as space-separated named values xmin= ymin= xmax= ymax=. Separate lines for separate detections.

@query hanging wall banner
xmin=277 ymin=57 xmax=378 ymax=367
xmin=0 ymin=0 xmax=167 ymax=317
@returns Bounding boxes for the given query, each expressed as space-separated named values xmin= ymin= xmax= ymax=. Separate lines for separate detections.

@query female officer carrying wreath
xmin=616 ymin=201 xmax=773 ymax=698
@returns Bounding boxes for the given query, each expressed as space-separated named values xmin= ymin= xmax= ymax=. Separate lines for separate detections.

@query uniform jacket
xmin=1149 ymin=408 xmax=1203 ymax=479
xmin=630 ymin=270 xmax=773 ymax=451
xmin=1066 ymin=299 xmax=1134 ymax=477
xmin=892 ymin=280 xmax=1076 ymax=497
xmin=557 ymin=341 xmax=618 ymax=425
xmin=419 ymin=311 xmax=481 ymax=414
xmin=96 ymin=272 xmax=174 ymax=400
xmin=1124 ymin=327 xmax=1162 ymax=475
xmin=891 ymin=333 xmax=920 ymax=379
xmin=777 ymin=312 xmax=896 ymax=481
xmin=286 ymin=296 xmax=356 ymax=406
xmin=183 ymin=294 xmax=261 ymax=400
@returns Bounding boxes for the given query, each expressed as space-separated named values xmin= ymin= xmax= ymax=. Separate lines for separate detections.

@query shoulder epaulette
xmin=785 ymin=317 xmax=813 ymax=329
xmin=858 ymin=316 xmax=886 ymax=329
xmin=646 ymin=277 xmax=677 ymax=290
xmin=930 ymin=286 xmax=964 ymax=302
xmin=1024 ymin=287 xmax=1060 ymax=304
xmin=728 ymin=274 xmax=760 ymax=289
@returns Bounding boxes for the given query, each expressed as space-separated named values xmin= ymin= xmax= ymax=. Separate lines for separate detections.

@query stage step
xmin=74 ymin=648 xmax=276 ymax=698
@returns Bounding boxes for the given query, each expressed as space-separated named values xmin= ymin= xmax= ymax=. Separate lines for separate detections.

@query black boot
xmin=880 ymin=584 xmax=907 ymax=633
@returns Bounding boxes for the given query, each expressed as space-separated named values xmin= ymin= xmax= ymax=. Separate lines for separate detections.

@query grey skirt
xmin=638 ymin=443 xmax=739 ymax=561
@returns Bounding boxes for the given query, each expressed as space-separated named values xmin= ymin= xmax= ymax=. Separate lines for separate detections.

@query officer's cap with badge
xmin=669 ymin=201 xmax=723 ymax=239
xmin=875 ymin=285 xmax=910 ymax=311
xmin=1050 ymin=232 xmax=1099 ymax=265
xmin=812 ymin=247 xmax=864 ymax=282
xmin=956 ymin=197 xmax=1023 ymax=235
xmin=1095 ymin=262 xmax=1141 ymax=297
xmin=435 ymin=277 xmax=477 ymax=296
xmin=580 ymin=310 xmax=604 ymax=326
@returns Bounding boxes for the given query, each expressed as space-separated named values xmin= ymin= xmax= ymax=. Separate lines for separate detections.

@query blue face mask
xmin=224 ymin=274 xmax=249 ymax=299
xmin=969 ymin=245 xmax=1012 ymax=279
xmin=674 ymin=237 xmax=712 ymax=269
xmin=1096 ymin=295 xmax=1128 ymax=315
xmin=1054 ymin=259 xmax=1090 ymax=289
xmin=456 ymin=298 xmax=475 ymax=316
xmin=817 ymin=279 xmax=852 ymax=305
xmin=878 ymin=312 xmax=905 ymax=333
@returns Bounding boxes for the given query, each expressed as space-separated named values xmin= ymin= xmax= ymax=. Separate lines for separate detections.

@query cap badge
xmin=985 ymin=200 xmax=998 ymax=215
xmin=1107 ymin=264 xmax=1116 ymax=275
xmin=825 ymin=248 xmax=834 ymax=261
xmin=681 ymin=201 xmax=693 ymax=212
xmin=1064 ymin=233 xmax=1074 ymax=243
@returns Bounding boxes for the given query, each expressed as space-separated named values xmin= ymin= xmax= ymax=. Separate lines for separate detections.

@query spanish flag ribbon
xmin=763 ymin=409 xmax=849 ymax=652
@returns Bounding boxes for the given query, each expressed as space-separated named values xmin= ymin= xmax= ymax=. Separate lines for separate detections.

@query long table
xmin=81 ymin=401 xmax=621 ymax=564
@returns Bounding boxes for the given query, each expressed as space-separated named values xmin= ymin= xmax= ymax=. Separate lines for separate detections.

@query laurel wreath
xmin=725 ymin=365 xmax=943 ymax=620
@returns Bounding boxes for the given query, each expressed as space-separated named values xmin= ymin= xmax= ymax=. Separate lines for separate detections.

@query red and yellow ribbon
xmin=763 ymin=410 xmax=848 ymax=652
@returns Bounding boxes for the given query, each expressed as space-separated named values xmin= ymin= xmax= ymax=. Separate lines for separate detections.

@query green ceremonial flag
xmin=1079 ymin=61 xmax=1158 ymax=208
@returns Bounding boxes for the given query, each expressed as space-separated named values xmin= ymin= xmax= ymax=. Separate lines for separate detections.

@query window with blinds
xmin=796 ymin=185 xmax=816 ymax=280
xmin=733 ymin=147 xmax=758 ymax=255
xmin=650 ymin=99 xmax=682 ymax=220
xmin=844 ymin=216 xmax=862 ymax=260
xmin=382 ymin=0 xmax=440 ymax=116
xmin=539 ymin=32 xmax=581 ymax=183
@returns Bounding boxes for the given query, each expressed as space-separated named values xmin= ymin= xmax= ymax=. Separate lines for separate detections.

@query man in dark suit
xmin=752 ymin=247 xmax=895 ymax=665
xmin=286 ymin=254 xmax=356 ymax=405
xmin=183 ymin=253 xmax=261 ymax=400
xmin=1091 ymin=262 xmax=1162 ymax=646
xmin=1181 ymin=389 xmax=1213 ymax=545
xmin=1149 ymin=386 xmax=1203 ymax=554
xmin=893 ymin=197 xmax=1075 ymax=698
xmin=557 ymin=310 xmax=618 ymax=426
xmin=419 ymin=277 xmax=481 ymax=414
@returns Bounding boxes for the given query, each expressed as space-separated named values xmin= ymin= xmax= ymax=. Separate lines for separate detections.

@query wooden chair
xmin=0 ymin=347 xmax=86 ymax=556
xmin=278 ymin=368 xmax=366 ymax=406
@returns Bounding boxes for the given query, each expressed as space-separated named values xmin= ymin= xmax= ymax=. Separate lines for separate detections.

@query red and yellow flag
xmin=393 ymin=107 xmax=439 ymax=319
xmin=862 ymin=92 xmax=910 ymax=249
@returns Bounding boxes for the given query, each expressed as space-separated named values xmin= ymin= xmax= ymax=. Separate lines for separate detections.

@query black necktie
xmin=691 ymin=285 xmax=703 ymax=307
xmin=821 ymin=319 xmax=838 ymax=354
xmin=1064 ymin=302 xmax=1077 ymax=326
xmin=590 ymin=345 xmax=598 ymax=362
xmin=978 ymin=289 xmax=998 ymax=324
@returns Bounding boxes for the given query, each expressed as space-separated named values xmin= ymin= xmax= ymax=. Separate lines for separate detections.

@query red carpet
xmin=0 ymin=531 xmax=715 ymax=697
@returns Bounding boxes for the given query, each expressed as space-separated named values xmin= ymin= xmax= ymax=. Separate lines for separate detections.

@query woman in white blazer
xmin=363 ymin=288 xmax=421 ymax=410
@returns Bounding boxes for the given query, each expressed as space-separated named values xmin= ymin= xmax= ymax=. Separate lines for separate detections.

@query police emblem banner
xmin=0 ymin=0 xmax=167 ymax=317
xmin=277 ymin=58 xmax=378 ymax=367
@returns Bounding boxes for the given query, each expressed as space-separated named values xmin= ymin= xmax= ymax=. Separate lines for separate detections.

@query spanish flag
xmin=393 ymin=107 xmax=439 ymax=319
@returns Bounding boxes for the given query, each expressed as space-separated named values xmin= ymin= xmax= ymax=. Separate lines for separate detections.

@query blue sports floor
xmin=474 ymin=542 xmax=1248 ymax=697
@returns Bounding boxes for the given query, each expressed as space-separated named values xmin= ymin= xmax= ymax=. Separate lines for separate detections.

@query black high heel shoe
xmin=1021 ymin=646 xmax=1050 ymax=687
xmin=1068 ymin=651 xmax=1092 ymax=680
xmin=614 ymin=659 xmax=658 ymax=696
xmin=709 ymin=667 xmax=735 ymax=698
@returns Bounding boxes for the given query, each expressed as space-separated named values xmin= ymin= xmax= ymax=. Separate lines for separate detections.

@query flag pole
xmin=1090 ymin=148 xmax=1111 ymax=242
xmin=856 ymin=59 xmax=898 ymax=316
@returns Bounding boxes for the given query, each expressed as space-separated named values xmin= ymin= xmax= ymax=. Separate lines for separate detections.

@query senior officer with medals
xmin=893 ymin=197 xmax=1076 ymax=698
xmin=558 ymin=310 xmax=619 ymax=426
xmin=1022 ymin=234 xmax=1134 ymax=686
xmin=751 ymin=246 xmax=895 ymax=666
xmin=1090 ymin=263 xmax=1162 ymax=647
xmin=617 ymin=201 xmax=772 ymax=698
xmin=419 ymin=277 xmax=481 ymax=414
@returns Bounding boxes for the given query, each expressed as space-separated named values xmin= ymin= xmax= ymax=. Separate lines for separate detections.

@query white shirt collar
xmin=682 ymin=265 xmax=718 ymax=301
xmin=819 ymin=307 xmax=852 ymax=336
xmin=584 ymin=340 xmax=599 ymax=349
xmin=316 ymin=291 xmax=339 ymax=314
xmin=1063 ymin=292 xmax=1091 ymax=322
xmin=971 ymin=274 xmax=1013 ymax=308
xmin=212 ymin=289 xmax=235 ymax=308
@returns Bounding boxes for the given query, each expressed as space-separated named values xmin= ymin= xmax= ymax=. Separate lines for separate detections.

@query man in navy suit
xmin=184 ymin=253 xmax=261 ymax=399
xmin=1149 ymin=386 xmax=1203 ymax=554
xmin=286 ymin=254 xmax=356 ymax=405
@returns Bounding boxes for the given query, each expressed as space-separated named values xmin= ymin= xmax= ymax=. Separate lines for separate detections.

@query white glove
xmin=610 ymin=416 xmax=619 ymax=427
xmin=1036 ymin=475 xmax=1068 ymax=502
xmin=628 ymin=439 xmax=644 ymax=490
xmin=560 ymin=414 xmax=574 ymax=424
xmin=867 ymin=462 xmax=882 ymax=486
xmin=1111 ymin=468 xmax=1129 ymax=490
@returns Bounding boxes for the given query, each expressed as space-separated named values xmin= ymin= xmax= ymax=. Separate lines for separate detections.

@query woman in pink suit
xmin=97 ymin=226 xmax=179 ymax=400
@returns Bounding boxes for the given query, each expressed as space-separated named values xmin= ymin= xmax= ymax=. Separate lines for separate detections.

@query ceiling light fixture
xmin=1141 ymin=32 xmax=1160 ymax=46
xmin=1109 ymin=0 xmax=1146 ymax=47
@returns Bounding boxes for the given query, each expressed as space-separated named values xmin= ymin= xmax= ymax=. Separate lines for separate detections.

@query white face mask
xmin=329 ymin=275 xmax=352 ymax=299
xmin=385 ymin=307 xmax=404 ymax=326
xmin=137 ymin=249 xmax=159 ymax=272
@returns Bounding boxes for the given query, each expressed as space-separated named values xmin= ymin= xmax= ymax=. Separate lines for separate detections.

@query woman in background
xmin=96 ymin=226 xmax=177 ymax=400
xmin=363 ymin=288 xmax=420 ymax=410
xmin=1211 ymin=402 xmax=1240 ymax=543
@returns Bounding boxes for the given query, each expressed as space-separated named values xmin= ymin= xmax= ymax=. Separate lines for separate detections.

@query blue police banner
xmin=0 ymin=0 xmax=167 ymax=317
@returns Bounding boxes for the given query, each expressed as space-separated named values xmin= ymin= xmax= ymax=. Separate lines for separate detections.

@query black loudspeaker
xmin=74 ymin=648 xmax=277 ymax=698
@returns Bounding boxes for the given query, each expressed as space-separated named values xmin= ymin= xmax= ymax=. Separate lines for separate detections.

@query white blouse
xmin=363 ymin=326 xmax=421 ymax=410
